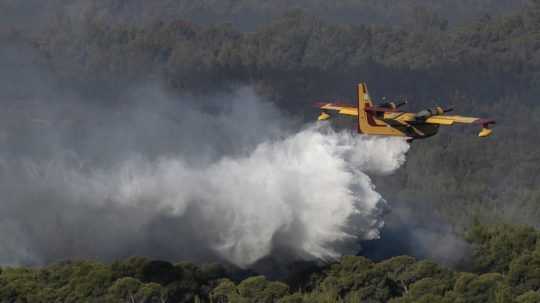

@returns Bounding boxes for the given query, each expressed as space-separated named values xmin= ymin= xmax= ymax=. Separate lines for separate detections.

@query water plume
xmin=0 ymin=87 xmax=409 ymax=267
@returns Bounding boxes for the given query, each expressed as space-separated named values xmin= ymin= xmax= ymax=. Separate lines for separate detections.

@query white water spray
xmin=109 ymin=125 xmax=409 ymax=266
xmin=0 ymin=87 xmax=409 ymax=267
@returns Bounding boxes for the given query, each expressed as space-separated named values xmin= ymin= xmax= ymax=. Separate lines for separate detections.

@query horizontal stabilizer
xmin=315 ymin=102 xmax=359 ymax=117
xmin=338 ymin=108 xmax=358 ymax=115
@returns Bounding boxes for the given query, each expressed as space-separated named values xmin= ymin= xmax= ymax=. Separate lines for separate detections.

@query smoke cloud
xmin=362 ymin=201 xmax=471 ymax=267
xmin=0 ymin=79 xmax=409 ymax=267
xmin=0 ymin=27 xmax=411 ymax=267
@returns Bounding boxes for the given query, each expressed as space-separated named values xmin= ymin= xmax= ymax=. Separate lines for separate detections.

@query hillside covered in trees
xmin=0 ymin=224 xmax=539 ymax=302
xmin=1 ymin=0 xmax=540 ymax=302
xmin=0 ymin=0 xmax=529 ymax=30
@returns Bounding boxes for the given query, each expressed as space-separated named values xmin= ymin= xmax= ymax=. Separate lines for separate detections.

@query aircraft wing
xmin=315 ymin=102 xmax=358 ymax=117
xmin=425 ymin=115 xmax=496 ymax=137
xmin=424 ymin=115 xmax=491 ymax=125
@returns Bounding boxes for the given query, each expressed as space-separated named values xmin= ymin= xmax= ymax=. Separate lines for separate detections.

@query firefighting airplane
xmin=315 ymin=83 xmax=495 ymax=140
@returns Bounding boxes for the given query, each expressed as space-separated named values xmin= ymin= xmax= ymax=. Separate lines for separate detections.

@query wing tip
xmin=314 ymin=102 xmax=328 ymax=108
xmin=474 ymin=118 xmax=496 ymax=126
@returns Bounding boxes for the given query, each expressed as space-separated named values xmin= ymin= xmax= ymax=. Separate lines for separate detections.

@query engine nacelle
xmin=379 ymin=101 xmax=407 ymax=110
xmin=415 ymin=106 xmax=452 ymax=119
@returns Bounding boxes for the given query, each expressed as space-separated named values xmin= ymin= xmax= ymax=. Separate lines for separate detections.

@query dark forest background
xmin=1 ymin=0 xmax=540 ymax=302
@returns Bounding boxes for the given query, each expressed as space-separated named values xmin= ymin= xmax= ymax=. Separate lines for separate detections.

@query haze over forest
xmin=1 ymin=0 xmax=540 ymax=302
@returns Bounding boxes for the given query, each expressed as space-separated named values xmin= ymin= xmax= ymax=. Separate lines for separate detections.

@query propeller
xmin=378 ymin=96 xmax=408 ymax=110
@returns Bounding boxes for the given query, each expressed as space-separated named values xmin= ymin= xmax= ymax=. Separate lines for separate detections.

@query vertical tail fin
xmin=356 ymin=82 xmax=406 ymax=137
xmin=357 ymin=83 xmax=374 ymax=111
xmin=357 ymin=83 xmax=373 ymax=133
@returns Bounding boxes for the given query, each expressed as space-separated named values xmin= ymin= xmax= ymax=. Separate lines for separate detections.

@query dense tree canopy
xmin=0 ymin=223 xmax=537 ymax=302
xmin=0 ymin=0 xmax=529 ymax=31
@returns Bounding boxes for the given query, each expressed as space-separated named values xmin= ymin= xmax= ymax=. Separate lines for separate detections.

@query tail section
xmin=356 ymin=83 xmax=405 ymax=136
xmin=357 ymin=83 xmax=374 ymax=112
xmin=357 ymin=83 xmax=374 ymax=134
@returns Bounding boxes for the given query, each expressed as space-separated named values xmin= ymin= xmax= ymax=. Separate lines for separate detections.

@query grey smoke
xmin=0 ymin=71 xmax=411 ymax=267
xmin=0 ymin=83 xmax=285 ymax=265
xmin=0 ymin=19 xmax=416 ymax=268
xmin=362 ymin=201 xmax=471 ymax=267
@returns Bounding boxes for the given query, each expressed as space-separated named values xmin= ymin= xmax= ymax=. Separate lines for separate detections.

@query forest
xmin=0 ymin=0 xmax=530 ymax=30
xmin=1 ymin=224 xmax=540 ymax=302
xmin=1 ymin=0 xmax=540 ymax=302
